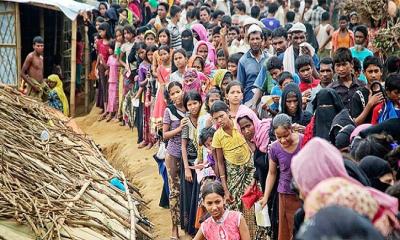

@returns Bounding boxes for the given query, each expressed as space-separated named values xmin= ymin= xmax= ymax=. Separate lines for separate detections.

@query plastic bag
xmin=241 ymin=182 xmax=263 ymax=209
xmin=255 ymin=202 xmax=271 ymax=227
xmin=156 ymin=142 xmax=166 ymax=159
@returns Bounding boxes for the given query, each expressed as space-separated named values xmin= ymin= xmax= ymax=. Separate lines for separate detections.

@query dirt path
xmin=75 ymin=108 xmax=192 ymax=240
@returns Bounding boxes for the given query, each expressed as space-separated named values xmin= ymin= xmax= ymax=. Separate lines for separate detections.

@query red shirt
xmin=299 ymin=79 xmax=320 ymax=93
xmin=371 ymin=102 xmax=384 ymax=125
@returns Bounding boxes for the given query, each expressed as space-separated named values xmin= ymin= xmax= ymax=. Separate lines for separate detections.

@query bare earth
xmin=75 ymin=108 xmax=192 ymax=240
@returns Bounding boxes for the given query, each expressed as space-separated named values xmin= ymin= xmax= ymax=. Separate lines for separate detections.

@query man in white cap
xmin=237 ymin=24 xmax=270 ymax=103
xmin=282 ymin=22 xmax=319 ymax=74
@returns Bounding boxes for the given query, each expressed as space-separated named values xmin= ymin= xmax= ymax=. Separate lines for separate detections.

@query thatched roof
xmin=0 ymin=85 xmax=153 ymax=240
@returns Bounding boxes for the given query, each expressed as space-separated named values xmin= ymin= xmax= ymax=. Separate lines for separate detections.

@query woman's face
xmin=47 ymin=80 xmax=56 ymax=89
xmin=174 ymin=52 xmax=187 ymax=69
xmin=146 ymin=50 xmax=154 ymax=64
xmin=197 ymin=44 xmax=208 ymax=60
xmin=238 ymin=117 xmax=255 ymax=141
xmin=115 ymin=31 xmax=124 ymax=43
xmin=186 ymin=99 xmax=202 ymax=116
xmin=379 ymin=173 xmax=395 ymax=186
xmin=192 ymin=59 xmax=203 ymax=72
xmin=159 ymin=49 xmax=170 ymax=63
xmin=184 ymin=76 xmax=196 ymax=86
xmin=145 ymin=34 xmax=155 ymax=46
xmin=285 ymin=95 xmax=298 ymax=116
xmin=169 ymin=86 xmax=184 ymax=105
xmin=203 ymin=193 xmax=225 ymax=220
xmin=274 ymin=126 xmax=293 ymax=148
xmin=226 ymin=85 xmax=242 ymax=105
xmin=99 ymin=4 xmax=107 ymax=16
xmin=158 ymin=32 xmax=169 ymax=45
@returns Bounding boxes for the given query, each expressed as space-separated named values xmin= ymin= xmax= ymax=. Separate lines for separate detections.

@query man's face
xmin=249 ymin=32 xmax=262 ymax=52
xmin=319 ymin=63 xmax=334 ymax=85
xmin=157 ymin=5 xmax=167 ymax=19
xmin=339 ymin=20 xmax=348 ymax=30
xmin=228 ymin=30 xmax=239 ymax=43
xmin=272 ymin=36 xmax=288 ymax=54
xmin=200 ymin=10 xmax=210 ymax=23
xmin=299 ymin=65 xmax=313 ymax=83
xmin=291 ymin=31 xmax=306 ymax=48
xmin=365 ymin=64 xmax=382 ymax=83
xmin=33 ymin=42 xmax=44 ymax=55
xmin=334 ymin=61 xmax=353 ymax=79
xmin=354 ymin=31 xmax=366 ymax=45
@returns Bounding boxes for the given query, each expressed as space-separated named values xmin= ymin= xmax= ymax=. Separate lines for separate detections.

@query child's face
xmin=159 ymin=49 xmax=169 ymax=63
xmin=281 ymin=78 xmax=293 ymax=89
xmin=108 ymin=47 xmax=114 ymax=55
xmin=197 ymin=44 xmax=208 ymax=60
xmin=212 ymin=110 xmax=230 ymax=128
xmin=204 ymin=137 xmax=213 ymax=151
xmin=227 ymin=62 xmax=237 ymax=76
xmin=169 ymin=86 xmax=184 ymax=105
xmin=99 ymin=29 xmax=106 ymax=39
xmin=138 ymin=48 xmax=146 ymax=61
xmin=47 ymin=79 xmax=56 ymax=89
xmin=270 ymin=68 xmax=283 ymax=80
xmin=115 ymin=31 xmax=124 ymax=43
xmin=124 ymin=30 xmax=133 ymax=42
xmin=186 ymin=99 xmax=202 ymax=116
xmin=299 ymin=65 xmax=313 ymax=82
xmin=145 ymin=35 xmax=155 ymax=46
xmin=207 ymin=93 xmax=221 ymax=109
xmin=238 ymin=117 xmax=255 ymax=141
xmin=217 ymin=56 xmax=227 ymax=69
xmin=226 ymin=85 xmax=243 ymax=105
xmin=174 ymin=52 xmax=187 ymax=69
xmin=335 ymin=61 xmax=353 ymax=79
xmin=193 ymin=59 xmax=203 ymax=72
xmin=364 ymin=64 xmax=382 ymax=83
xmin=158 ymin=32 xmax=169 ymax=45
xmin=387 ymin=89 xmax=400 ymax=103
xmin=203 ymin=193 xmax=225 ymax=220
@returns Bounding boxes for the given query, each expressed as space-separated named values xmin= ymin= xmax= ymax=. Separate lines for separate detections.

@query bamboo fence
xmin=0 ymin=85 xmax=153 ymax=240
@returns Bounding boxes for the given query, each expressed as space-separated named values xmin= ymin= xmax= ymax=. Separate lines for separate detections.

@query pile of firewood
xmin=0 ymin=85 xmax=152 ymax=240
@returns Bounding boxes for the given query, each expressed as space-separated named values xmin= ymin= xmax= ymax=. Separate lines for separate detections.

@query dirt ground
xmin=75 ymin=107 xmax=192 ymax=240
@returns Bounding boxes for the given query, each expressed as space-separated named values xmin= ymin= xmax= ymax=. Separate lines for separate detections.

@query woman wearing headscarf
xmin=304 ymin=177 xmax=398 ymax=237
xmin=213 ymin=69 xmax=233 ymax=98
xmin=181 ymin=29 xmax=194 ymax=56
xmin=191 ymin=23 xmax=217 ymax=66
xmin=47 ymin=74 xmax=69 ymax=116
xmin=192 ymin=41 xmax=217 ymax=75
xmin=280 ymin=83 xmax=312 ymax=128
xmin=182 ymin=68 xmax=201 ymax=93
xmin=302 ymin=88 xmax=344 ymax=146
xmin=296 ymin=206 xmax=384 ymax=240
xmin=291 ymin=138 xmax=399 ymax=236
xmin=359 ymin=156 xmax=395 ymax=192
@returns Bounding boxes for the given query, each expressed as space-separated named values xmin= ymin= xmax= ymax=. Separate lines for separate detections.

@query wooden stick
xmin=122 ymin=172 xmax=136 ymax=240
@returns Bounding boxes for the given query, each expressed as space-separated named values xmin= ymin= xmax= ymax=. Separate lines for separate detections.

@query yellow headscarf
xmin=213 ymin=69 xmax=229 ymax=88
xmin=48 ymin=74 xmax=69 ymax=116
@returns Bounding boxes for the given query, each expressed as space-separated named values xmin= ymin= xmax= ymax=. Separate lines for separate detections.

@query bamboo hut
xmin=0 ymin=0 xmax=95 ymax=116
xmin=0 ymin=84 xmax=153 ymax=239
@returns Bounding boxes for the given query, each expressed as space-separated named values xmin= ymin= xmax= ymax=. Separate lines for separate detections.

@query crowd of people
xmin=21 ymin=0 xmax=400 ymax=239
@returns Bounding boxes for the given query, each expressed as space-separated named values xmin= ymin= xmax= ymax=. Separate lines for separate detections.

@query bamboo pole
xmin=70 ymin=19 xmax=77 ymax=117
xmin=84 ymin=25 xmax=90 ymax=113
xmin=40 ymin=8 xmax=44 ymax=38
xmin=15 ymin=3 xmax=22 ymax=89
xmin=122 ymin=172 xmax=136 ymax=240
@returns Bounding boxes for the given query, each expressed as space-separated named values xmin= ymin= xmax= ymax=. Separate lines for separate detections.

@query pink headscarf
xmin=183 ymin=68 xmax=201 ymax=93
xmin=193 ymin=41 xmax=217 ymax=67
xmin=351 ymin=123 xmax=372 ymax=141
xmin=291 ymin=137 xmax=398 ymax=214
xmin=192 ymin=23 xmax=208 ymax=42
xmin=235 ymin=105 xmax=272 ymax=153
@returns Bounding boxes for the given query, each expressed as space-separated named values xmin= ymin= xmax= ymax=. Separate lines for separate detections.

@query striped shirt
xmin=167 ymin=22 xmax=182 ymax=50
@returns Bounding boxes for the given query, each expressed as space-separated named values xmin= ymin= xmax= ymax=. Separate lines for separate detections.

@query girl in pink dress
xmin=103 ymin=41 xmax=119 ymax=121
xmin=96 ymin=22 xmax=111 ymax=114
xmin=151 ymin=45 xmax=171 ymax=132
xmin=194 ymin=181 xmax=251 ymax=240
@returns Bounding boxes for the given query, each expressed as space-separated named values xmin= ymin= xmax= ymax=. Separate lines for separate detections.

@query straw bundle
xmin=373 ymin=21 xmax=400 ymax=56
xmin=0 ymin=85 xmax=153 ymax=239
xmin=339 ymin=0 xmax=388 ymax=21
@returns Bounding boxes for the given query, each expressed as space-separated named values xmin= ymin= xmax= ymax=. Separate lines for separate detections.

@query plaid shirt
xmin=309 ymin=6 xmax=326 ymax=29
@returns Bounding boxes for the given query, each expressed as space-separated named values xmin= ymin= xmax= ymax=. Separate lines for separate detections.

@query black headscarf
xmin=360 ymin=118 xmax=400 ymax=141
xmin=312 ymin=88 xmax=344 ymax=141
xmin=344 ymin=159 xmax=371 ymax=187
xmin=280 ymin=83 xmax=312 ymax=126
xmin=329 ymin=108 xmax=355 ymax=144
xmin=295 ymin=206 xmax=384 ymax=240
xmin=359 ymin=156 xmax=393 ymax=192
xmin=335 ymin=125 xmax=356 ymax=150
xmin=181 ymin=29 xmax=194 ymax=56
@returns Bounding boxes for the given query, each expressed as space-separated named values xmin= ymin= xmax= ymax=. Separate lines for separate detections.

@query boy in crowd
xmin=328 ymin=48 xmax=365 ymax=109
xmin=296 ymin=55 xmax=320 ymax=93
xmin=331 ymin=15 xmax=355 ymax=56
xmin=351 ymin=56 xmax=385 ymax=125
xmin=350 ymin=25 xmax=373 ymax=83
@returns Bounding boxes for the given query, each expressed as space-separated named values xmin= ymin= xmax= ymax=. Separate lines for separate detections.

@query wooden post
xmin=70 ymin=19 xmax=77 ymax=117
xmin=15 ymin=3 xmax=22 ymax=89
xmin=84 ymin=25 xmax=90 ymax=113
xmin=40 ymin=8 xmax=44 ymax=38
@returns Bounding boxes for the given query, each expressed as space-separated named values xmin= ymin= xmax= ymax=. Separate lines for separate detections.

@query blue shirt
xmin=254 ymin=65 xmax=300 ymax=91
xmin=237 ymin=51 xmax=269 ymax=102
xmin=350 ymin=47 xmax=373 ymax=84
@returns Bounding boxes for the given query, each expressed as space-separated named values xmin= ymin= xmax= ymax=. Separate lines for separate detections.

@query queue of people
xmin=20 ymin=0 xmax=400 ymax=239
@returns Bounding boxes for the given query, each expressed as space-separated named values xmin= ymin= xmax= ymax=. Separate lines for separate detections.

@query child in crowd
xmin=213 ymin=70 xmax=233 ymax=100
xmin=225 ymin=81 xmax=244 ymax=119
xmin=193 ymin=181 xmax=251 ymax=240
xmin=96 ymin=22 xmax=112 ymax=114
xmin=170 ymin=49 xmax=188 ymax=83
xmin=102 ymin=40 xmax=119 ymax=122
